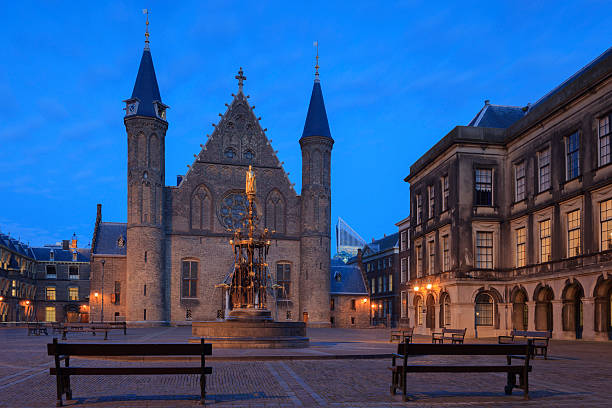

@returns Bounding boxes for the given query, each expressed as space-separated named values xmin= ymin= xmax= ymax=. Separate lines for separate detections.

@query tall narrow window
xmin=443 ymin=295 xmax=451 ymax=326
xmin=416 ymin=297 xmax=424 ymax=325
xmin=428 ymin=185 xmax=435 ymax=219
xmin=538 ymin=148 xmax=551 ymax=192
xmin=428 ymin=240 xmax=435 ymax=275
xmin=516 ymin=227 xmax=526 ymax=268
xmin=475 ymin=293 xmax=494 ymax=326
xmin=442 ymin=175 xmax=449 ymax=212
xmin=378 ymin=276 xmax=382 ymax=293
xmin=114 ymin=281 xmax=121 ymax=305
xmin=69 ymin=266 xmax=79 ymax=279
xmin=400 ymin=258 xmax=407 ymax=283
xmin=416 ymin=194 xmax=423 ymax=224
xmin=400 ymin=231 xmax=407 ymax=251
xmin=599 ymin=115 xmax=611 ymax=166
xmin=46 ymin=265 xmax=56 ymax=278
xmin=400 ymin=291 xmax=407 ymax=318
xmin=45 ymin=307 xmax=56 ymax=322
xmin=515 ymin=162 xmax=526 ymax=202
xmin=181 ymin=260 xmax=198 ymax=298
xmin=442 ymin=235 xmax=450 ymax=272
xmin=475 ymin=231 xmax=493 ymax=269
xmin=370 ymin=278 xmax=375 ymax=294
xmin=601 ymin=199 xmax=612 ymax=251
xmin=68 ymin=287 xmax=79 ymax=301
xmin=389 ymin=273 xmax=393 ymax=292
xmin=276 ymin=263 xmax=291 ymax=299
xmin=567 ymin=209 xmax=581 ymax=257
xmin=416 ymin=245 xmax=423 ymax=277
xmin=540 ymin=219 xmax=551 ymax=263
xmin=475 ymin=169 xmax=493 ymax=206
xmin=566 ymin=132 xmax=580 ymax=180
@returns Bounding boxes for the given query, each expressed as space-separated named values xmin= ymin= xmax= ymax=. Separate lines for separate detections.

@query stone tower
xmin=299 ymin=69 xmax=334 ymax=327
xmin=123 ymin=39 xmax=169 ymax=323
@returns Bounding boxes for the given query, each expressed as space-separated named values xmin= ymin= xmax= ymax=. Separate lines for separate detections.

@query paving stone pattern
xmin=1 ymin=327 xmax=611 ymax=407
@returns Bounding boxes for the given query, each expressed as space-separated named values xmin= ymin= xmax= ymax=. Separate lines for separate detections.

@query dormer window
xmin=49 ymin=250 xmax=54 ymax=261
xmin=124 ymin=98 xmax=139 ymax=117
xmin=334 ymin=271 xmax=342 ymax=282
xmin=224 ymin=148 xmax=236 ymax=159
xmin=244 ymin=150 xmax=254 ymax=161
xmin=154 ymin=101 xmax=168 ymax=121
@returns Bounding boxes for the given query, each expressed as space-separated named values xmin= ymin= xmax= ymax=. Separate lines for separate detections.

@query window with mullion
xmin=442 ymin=175 xmax=449 ymax=212
xmin=567 ymin=210 xmax=581 ymax=257
xmin=428 ymin=240 xmax=435 ymax=275
xmin=539 ymin=219 xmax=551 ymax=263
xmin=416 ymin=194 xmax=423 ymax=224
xmin=475 ymin=169 xmax=492 ymax=206
xmin=566 ymin=132 xmax=580 ymax=180
xmin=276 ymin=263 xmax=291 ymax=299
xmin=428 ymin=185 xmax=435 ymax=219
xmin=516 ymin=227 xmax=526 ymax=268
xmin=181 ymin=260 xmax=198 ymax=298
xmin=515 ymin=162 xmax=526 ymax=202
xmin=442 ymin=235 xmax=450 ymax=272
xmin=601 ymin=199 xmax=612 ymax=251
xmin=599 ymin=115 xmax=611 ymax=167
xmin=538 ymin=148 xmax=551 ymax=192
xmin=475 ymin=231 xmax=493 ymax=269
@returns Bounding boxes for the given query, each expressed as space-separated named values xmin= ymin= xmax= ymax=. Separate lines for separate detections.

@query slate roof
xmin=363 ymin=232 xmax=399 ymax=256
xmin=301 ymin=80 xmax=332 ymax=139
xmin=31 ymin=247 xmax=89 ymax=262
xmin=468 ymin=103 xmax=525 ymax=128
xmin=130 ymin=48 xmax=162 ymax=118
xmin=92 ymin=222 xmax=127 ymax=256
xmin=0 ymin=233 xmax=35 ymax=259
xmin=330 ymin=258 xmax=367 ymax=295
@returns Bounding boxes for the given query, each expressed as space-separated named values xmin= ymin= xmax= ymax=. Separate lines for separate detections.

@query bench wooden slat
xmin=398 ymin=343 xmax=530 ymax=356
xmin=389 ymin=365 xmax=531 ymax=373
xmin=48 ymin=343 xmax=212 ymax=356
xmin=50 ymin=367 xmax=213 ymax=375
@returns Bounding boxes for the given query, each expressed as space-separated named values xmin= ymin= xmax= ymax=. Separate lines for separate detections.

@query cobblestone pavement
xmin=1 ymin=326 xmax=611 ymax=407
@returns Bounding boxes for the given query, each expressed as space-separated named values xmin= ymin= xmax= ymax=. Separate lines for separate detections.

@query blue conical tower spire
xmin=129 ymin=48 xmax=162 ymax=118
xmin=301 ymin=48 xmax=332 ymax=140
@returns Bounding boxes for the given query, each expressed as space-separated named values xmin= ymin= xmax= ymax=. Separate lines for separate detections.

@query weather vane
xmin=314 ymin=41 xmax=319 ymax=80
xmin=143 ymin=9 xmax=150 ymax=48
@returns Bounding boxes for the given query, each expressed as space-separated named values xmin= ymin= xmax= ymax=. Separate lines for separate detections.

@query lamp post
xmin=101 ymin=260 xmax=105 ymax=323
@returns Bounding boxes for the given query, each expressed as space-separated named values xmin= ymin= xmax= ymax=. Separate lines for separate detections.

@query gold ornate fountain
xmin=191 ymin=166 xmax=308 ymax=348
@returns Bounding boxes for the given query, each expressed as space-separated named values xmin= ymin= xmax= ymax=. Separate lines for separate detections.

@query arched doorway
xmin=562 ymin=281 xmax=584 ymax=339
xmin=65 ymin=304 xmax=81 ymax=323
xmin=511 ymin=287 xmax=528 ymax=331
xmin=426 ymin=294 xmax=435 ymax=329
xmin=439 ymin=293 xmax=451 ymax=327
xmin=593 ymin=276 xmax=612 ymax=340
xmin=414 ymin=296 xmax=424 ymax=327
xmin=475 ymin=292 xmax=494 ymax=328
xmin=534 ymin=285 xmax=554 ymax=332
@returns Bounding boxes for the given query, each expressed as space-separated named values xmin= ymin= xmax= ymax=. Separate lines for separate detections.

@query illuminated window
xmin=45 ymin=307 xmax=56 ymax=322
xmin=601 ymin=199 xmax=612 ymax=251
xmin=416 ymin=297 xmax=424 ymax=326
xmin=540 ymin=219 xmax=552 ymax=262
xmin=566 ymin=132 xmax=580 ymax=180
xmin=567 ymin=210 xmax=581 ymax=257
xmin=515 ymin=162 xmax=525 ymax=202
xmin=68 ymin=287 xmax=78 ymax=301
xmin=181 ymin=260 xmax=198 ymax=298
xmin=538 ymin=148 xmax=551 ymax=192
xmin=46 ymin=287 xmax=56 ymax=301
xmin=443 ymin=294 xmax=451 ymax=326
xmin=276 ymin=263 xmax=291 ymax=299
xmin=516 ymin=227 xmax=526 ymax=267
xmin=475 ymin=232 xmax=493 ymax=269
xmin=599 ymin=115 xmax=610 ymax=166
xmin=389 ymin=273 xmax=393 ymax=292
xmin=400 ymin=291 xmax=406 ymax=318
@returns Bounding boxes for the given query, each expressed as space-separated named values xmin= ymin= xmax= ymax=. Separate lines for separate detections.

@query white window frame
xmin=514 ymin=161 xmax=526 ymax=202
xmin=538 ymin=147 xmax=551 ymax=192
xmin=598 ymin=115 xmax=611 ymax=167
xmin=428 ymin=185 xmax=435 ymax=219
xmin=400 ymin=258 xmax=407 ymax=283
xmin=442 ymin=175 xmax=449 ymax=212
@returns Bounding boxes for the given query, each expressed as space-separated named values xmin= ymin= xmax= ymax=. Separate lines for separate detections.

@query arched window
xmin=181 ymin=259 xmax=198 ymax=298
xmin=265 ymin=190 xmax=285 ymax=233
xmin=243 ymin=150 xmax=255 ymax=161
xmin=475 ymin=292 xmax=494 ymax=326
xmin=191 ymin=185 xmax=211 ymax=230
xmin=276 ymin=262 xmax=291 ymax=299
xmin=441 ymin=293 xmax=451 ymax=326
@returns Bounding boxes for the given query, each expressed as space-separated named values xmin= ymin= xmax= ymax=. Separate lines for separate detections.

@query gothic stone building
xmin=404 ymin=46 xmax=612 ymax=341
xmin=90 ymin=41 xmax=333 ymax=326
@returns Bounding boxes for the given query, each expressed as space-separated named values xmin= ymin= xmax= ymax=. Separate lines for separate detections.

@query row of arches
xmin=304 ymin=149 xmax=330 ymax=186
xmin=189 ymin=184 xmax=287 ymax=233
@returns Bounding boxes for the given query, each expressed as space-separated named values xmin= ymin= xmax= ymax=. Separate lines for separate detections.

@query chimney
xmin=484 ymin=99 xmax=490 ymax=105
xmin=62 ymin=240 xmax=70 ymax=250
xmin=71 ymin=232 xmax=77 ymax=249
xmin=96 ymin=203 xmax=102 ymax=222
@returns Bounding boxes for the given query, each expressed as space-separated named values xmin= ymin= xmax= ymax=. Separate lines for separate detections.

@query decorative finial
xmin=235 ymin=67 xmax=246 ymax=93
xmin=143 ymin=9 xmax=150 ymax=49
xmin=313 ymin=41 xmax=320 ymax=82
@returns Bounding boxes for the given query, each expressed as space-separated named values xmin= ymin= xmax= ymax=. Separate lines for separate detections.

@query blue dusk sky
xmin=0 ymin=1 xmax=611 ymax=249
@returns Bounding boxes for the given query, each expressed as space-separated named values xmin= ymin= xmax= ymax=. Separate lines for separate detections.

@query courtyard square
xmin=1 ymin=326 xmax=611 ymax=407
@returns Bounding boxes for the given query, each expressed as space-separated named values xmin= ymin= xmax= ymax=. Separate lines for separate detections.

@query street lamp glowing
xmin=426 ymin=283 xmax=432 ymax=290
xmin=25 ymin=300 xmax=30 ymax=305
xmin=361 ymin=298 xmax=368 ymax=304
xmin=94 ymin=292 xmax=99 ymax=298
xmin=413 ymin=286 xmax=420 ymax=292
xmin=0 ymin=296 xmax=3 ymax=302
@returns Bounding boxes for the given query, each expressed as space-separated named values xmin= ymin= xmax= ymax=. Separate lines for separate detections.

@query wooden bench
xmin=27 ymin=322 xmax=48 ymax=336
xmin=389 ymin=341 xmax=534 ymax=401
xmin=390 ymin=327 xmax=414 ymax=343
xmin=432 ymin=328 xmax=466 ymax=344
xmin=61 ymin=324 xmax=113 ymax=340
xmin=47 ymin=338 xmax=213 ymax=406
xmin=498 ymin=330 xmax=551 ymax=359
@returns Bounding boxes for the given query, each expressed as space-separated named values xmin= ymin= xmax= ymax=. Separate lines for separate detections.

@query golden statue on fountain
xmin=227 ymin=165 xmax=273 ymax=317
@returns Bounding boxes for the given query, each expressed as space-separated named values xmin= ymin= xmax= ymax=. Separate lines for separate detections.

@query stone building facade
xmin=362 ymin=233 xmax=400 ymax=327
xmin=90 ymin=41 xmax=334 ymax=326
xmin=403 ymin=47 xmax=612 ymax=341
xmin=396 ymin=217 xmax=411 ymax=327
xmin=329 ymin=257 xmax=370 ymax=328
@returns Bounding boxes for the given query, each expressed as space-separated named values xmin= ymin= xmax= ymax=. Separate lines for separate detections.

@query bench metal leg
xmin=200 ymin=373 xmax=206 ymax=405
xmin=55 ymin=369 xmax=63 ymax=407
